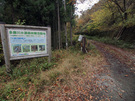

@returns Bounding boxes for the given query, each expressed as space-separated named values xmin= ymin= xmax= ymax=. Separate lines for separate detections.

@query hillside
xmin=75 ymin=0 xmax=135 ymax=43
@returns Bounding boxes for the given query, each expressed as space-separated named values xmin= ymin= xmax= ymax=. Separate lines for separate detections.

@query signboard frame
xmin=0 ymin=24 xmax=51 ymax=72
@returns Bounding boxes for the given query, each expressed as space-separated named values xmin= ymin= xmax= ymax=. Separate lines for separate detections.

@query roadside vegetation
xmin=0 ymin=46 xmax=79 ymax=100
xmin=0 ymin=41 xmax=105 ymax=100
xmin=86 ymin=36 xmax=134 ymax=49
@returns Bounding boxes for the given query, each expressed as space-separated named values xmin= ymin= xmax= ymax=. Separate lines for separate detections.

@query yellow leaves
xmin=91 ymin=8 xmax=111 ymax=23
xmin=18 ymin=88 xmax=21 ymax=90
xmin=67 ymin=0 xmax=76 ymax=5
xmin=77 ymin=19 xmax=85 ymax=25
xmin=15 ymin=88 xmax=23 ymax=92
xmin=90 ymin=7 xmax=112 ymax=30
xmin=90 ymin=95 xmax=93 ymax=100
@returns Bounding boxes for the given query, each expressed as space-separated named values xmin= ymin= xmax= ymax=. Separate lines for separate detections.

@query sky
xmin=75 ymin=0 xmax=99 ymax=17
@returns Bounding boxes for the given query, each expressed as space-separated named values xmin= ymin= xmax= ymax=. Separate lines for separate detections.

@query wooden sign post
xmin=82 ymin=37 xmax=86 ymax=53
xmin=1 ymin=25 xmax=11 ymax=73
xmin=0 ymin=24 xmax=51 ymax=73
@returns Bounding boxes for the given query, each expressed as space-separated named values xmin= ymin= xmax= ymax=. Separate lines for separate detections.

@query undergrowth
xmin=0 ymin=38 xmax=102 ymax=100
xmin=0 ymin=44 xmax=87 ymax=100
xmin=87 ymin=36 xmax=134 ymax=49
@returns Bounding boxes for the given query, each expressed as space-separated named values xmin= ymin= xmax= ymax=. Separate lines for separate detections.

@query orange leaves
xmin=54 ymin=83 xmax=58 ymax=87
xmin=64 ymin=86 xmax=70 ymax=92
xmin=90 ymin=95 xmax=93 ymax=100
xmin=124 ymin=75 xmax=128 ymax=77
xmin=68 ymin=0 xmax=76 ymax=5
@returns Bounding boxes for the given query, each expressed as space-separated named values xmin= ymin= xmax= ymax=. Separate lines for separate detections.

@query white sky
xmin=75 ymin=0 xmax=99 ymax=17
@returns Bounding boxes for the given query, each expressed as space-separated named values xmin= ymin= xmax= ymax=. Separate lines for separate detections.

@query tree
xmin=64 ymin=0 xmax=68 ymax=49
xmin=69 ymin=0 xmax=76 ymax=46
xmin=110 ymin=0 xmax=127 ymax=20
xmin=57 ymin=0 xmax=61 ymax=49
xmin=1 ymin=0 xmax=76 ymax=49
xmin=70 ymin=4 xmax=73 ymax=46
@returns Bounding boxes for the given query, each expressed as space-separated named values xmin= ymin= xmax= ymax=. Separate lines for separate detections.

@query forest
xmin=0 ymin=0 xmax=135 ymax=100
xmin=0 ymin=0 xmax=76 ymax=50
xmin=75 ymin=0 xmax=135 ymax=43
xmin=0 ymin=0 xmax=135 ymax=49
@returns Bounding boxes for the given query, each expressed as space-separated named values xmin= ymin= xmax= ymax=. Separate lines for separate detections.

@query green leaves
xmin=15 ymin=19 xmax=26 ymax=25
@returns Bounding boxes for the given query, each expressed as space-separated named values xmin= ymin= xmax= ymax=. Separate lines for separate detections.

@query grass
xmin=0 ymin=46 xmax=86 ymax=100
xmin=0 ymin=53 xmax=58 ymax=100
xmin=0 ymin=41 xmax=106 ymax=100
xmin=86 ymin=36 xmax=134 ymax=49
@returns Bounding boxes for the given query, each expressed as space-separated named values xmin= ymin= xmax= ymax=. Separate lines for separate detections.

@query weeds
xmin=87 ymin=36 xmax=134 ymax=49
xmin=0 ymin=42 xmax=99 ymax=100
xmin=49 ymin=71 xmax=61 ymax=82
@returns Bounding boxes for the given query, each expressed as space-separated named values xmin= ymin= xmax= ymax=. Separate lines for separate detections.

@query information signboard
xmin=0 ymin=24 xmax=51 ymax=72
xmin=8 ymin=29 xmax=47 ymax=57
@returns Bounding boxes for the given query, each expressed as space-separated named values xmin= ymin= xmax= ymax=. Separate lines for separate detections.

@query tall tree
xmin=57 ymin=0 xmax=61 ymax=49
xmin=1 ymin=0 xmax=76 ymax=49
xmin=64 ymin=0 xmax=68 ymax=49
xmin=110 ymin=0 xmax=128 ymax=20
xmin=69 ymin=0 xmax=75 ymax=46
xmin=70 ymin=4 xmax=73 ymax=46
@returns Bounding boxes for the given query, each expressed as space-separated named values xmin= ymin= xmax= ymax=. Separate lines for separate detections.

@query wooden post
xmin=48 ymin=27 xmax=51 ymax=63
xmin=82 ymin=37 xmax=86 ymax=53
xmin=0 ymin=25 xmax=11 ymax=73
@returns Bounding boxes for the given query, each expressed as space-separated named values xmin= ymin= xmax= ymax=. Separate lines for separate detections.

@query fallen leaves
xmin=124 ymin=75 xmax=128 ymax=77
xmin=118 ymin=92 xmax=123 ymax=98
xmin=90 ymin=95 xmax=93 ymax=100
xmin=121 ymin=90 xmax=125 ymax=93
xmin=64 ymin=86 xmax=70 ymax=92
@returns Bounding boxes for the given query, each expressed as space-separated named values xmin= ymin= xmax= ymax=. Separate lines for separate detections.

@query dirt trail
xmin=92 ymin=41 xmax=135 ymax=101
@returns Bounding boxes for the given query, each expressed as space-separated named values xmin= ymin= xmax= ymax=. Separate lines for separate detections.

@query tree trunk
xmin=112 ymin=0 xmax=127 ymax=39
xmin=57 ymin=0 xmax=61 ymax=49
xmin=115 ymin=27 xmax=126 ymax=40
xmin=123 ymin=0 xmax=127 ymax=20
xmin=53 ymin=11 xmax=56 ymax=49
xmin=65 ymin=23 xmax=68 ymax=48
xmin=70 ymin=5 xmax=73 ymax=46
xmin=112 ymin=0 xmax=127 ymax=20
xmin=70 ymin=23 xmax=72 ymax=46
xmin=124 ymin=12 xmax=127 ymax=20
xmin=64 ymin=0 xmax=68 ymax=49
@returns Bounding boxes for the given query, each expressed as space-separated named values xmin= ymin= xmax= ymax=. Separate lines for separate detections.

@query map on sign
xmin=7 ymin=29 xmax=47 ymax=57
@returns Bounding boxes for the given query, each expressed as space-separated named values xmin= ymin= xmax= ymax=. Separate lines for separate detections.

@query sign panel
xmin=7 ymin=29 xmax=47 ymax=57
xmin=78 ymin=35 xmax=83 ymax=42
xmin=1 ymin=24 xmax=51 ymax=72
xmin=1 ymin=24 xmax=51 ymax=61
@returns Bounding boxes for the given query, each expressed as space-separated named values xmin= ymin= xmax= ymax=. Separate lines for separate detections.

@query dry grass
xmin=0 ymin=44 xmax=108 ymax=100
xmin=31 ymin=45 xmax=108 ymax=100
xmin=22 ymin=49 xmax=86 ymax=100
xmin=40 ymin=49 xmax=84 ymax=85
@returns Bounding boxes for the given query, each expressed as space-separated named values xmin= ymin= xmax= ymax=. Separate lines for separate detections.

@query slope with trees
xmin=75 ymin=0 xmax=135 ymax=43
